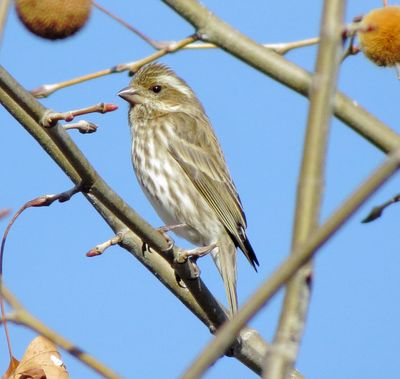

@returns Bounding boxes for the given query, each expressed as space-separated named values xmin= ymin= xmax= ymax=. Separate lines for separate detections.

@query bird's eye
xmin=151 ymin=85 xmax=162 ymax=93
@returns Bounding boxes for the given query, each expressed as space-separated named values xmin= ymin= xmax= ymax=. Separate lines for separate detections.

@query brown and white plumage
xmin=118 ymin=63 xmax=258 ymax=314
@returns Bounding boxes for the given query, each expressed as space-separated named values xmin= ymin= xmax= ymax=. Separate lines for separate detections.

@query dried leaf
xmin=12 ymin=336 xmax=69 ymax=379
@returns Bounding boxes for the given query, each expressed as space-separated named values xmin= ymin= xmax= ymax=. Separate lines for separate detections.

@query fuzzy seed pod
xmin=358 ymin=6 xmax=400 ymax=67
xmin=16 ymin=0 xmax=92 ymax=40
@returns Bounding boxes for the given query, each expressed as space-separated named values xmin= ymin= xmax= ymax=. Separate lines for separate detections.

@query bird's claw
xmin=174 ymin=244 xmax=216 ymax=280
xmin=157 ymin=223 xmax=185 ymax=252
xmin=184 ymin=243 xmax=216 ymax=260
xmin=157 ymin=223 xmax=186 ymax=233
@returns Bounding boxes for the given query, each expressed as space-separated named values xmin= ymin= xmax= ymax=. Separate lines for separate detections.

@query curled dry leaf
xmin=9 ymin=336 xmax=69 ymax=379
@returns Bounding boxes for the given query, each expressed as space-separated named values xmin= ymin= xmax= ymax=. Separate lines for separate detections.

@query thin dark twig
xmin=92 ymin=1 xmax=161 ymax=49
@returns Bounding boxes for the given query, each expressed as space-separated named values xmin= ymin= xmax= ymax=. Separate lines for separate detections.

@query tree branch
xmin=264 ymin=1 xmax=345 ymax=377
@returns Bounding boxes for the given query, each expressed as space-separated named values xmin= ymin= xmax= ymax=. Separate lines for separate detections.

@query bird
xmin=118 ymin=63 xmax=259 ymax=315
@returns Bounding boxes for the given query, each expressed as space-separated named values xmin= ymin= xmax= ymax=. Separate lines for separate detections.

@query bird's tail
xmin=213 ymin=236 xmax=238 ymax=316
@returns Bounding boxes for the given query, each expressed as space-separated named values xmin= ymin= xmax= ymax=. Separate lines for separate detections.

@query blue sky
xmin=1 ymin=1 xmax=400 ymax=378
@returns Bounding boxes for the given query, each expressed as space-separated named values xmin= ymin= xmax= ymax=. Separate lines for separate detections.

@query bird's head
xmin=118 ymin=63 xmax=202 ymax=115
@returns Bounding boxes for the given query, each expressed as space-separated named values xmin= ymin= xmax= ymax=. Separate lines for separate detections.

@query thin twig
xmin=181 ymin=148 xmax=400 ymax=379
xmin=264 ymin=1 xmax=344 ymax=377
xmin=341 ymin=33 xmax=359 ymax=62
xmin=31 ymin=35 xmax=198 ymax=98
xmin=92 ymin=1 xmax=161 ymax=48
xmin=267 ymin=37 xmax=320 ymax=55
xmin=179 ymin=37 xmax=319 ymax=54
xmin=341 ymin=19 xmax=376 ymax=62
xmin=41 ymin=103 xmax=118 ymax=126
xmin=126 ymin=34 xmax=198 ymax=74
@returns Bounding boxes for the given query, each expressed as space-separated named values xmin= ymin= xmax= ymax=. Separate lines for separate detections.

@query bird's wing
xmin=164 ymin=112 xmax=259 ymax=269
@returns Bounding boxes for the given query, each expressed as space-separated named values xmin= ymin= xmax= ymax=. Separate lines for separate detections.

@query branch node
xmin=30 ymin=84 xmax=57 ymax=98
xmin=57 ymin=185 xmax=82 ymax=203
xmin=31 ymin=185 xmax=81 ymax=207
xmin=40 ymin=110 xmax=58 ymax=128
xmin=195 ymin=30 xmax=209 ymax=41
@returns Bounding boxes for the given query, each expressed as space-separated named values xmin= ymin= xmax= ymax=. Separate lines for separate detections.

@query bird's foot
xmin=157 ymin=223 xmax=186 ymax=233
xmin=175 ymin=243 xmax=217 ymax=264
xmin=187 ymin=243 xmax=217 ymax=259
xmin=173 ymin=244 xmax=216 ymax=281
xmin=157 ymin=223 xmax=186 ymax=252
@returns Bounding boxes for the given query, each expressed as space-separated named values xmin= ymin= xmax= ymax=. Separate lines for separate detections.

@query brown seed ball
xmin=358 ymin=6 xmax=400 ymax=67
xmin=15 ymin=0 xmax=91 ymax=40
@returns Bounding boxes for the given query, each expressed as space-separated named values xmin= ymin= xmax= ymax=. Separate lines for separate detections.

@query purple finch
xmin=118 ymin=63 xmax=258 ymax=314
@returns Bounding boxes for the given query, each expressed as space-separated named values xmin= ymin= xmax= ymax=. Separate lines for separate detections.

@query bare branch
xmin=264 ymin=1 xmax=345 ymax=377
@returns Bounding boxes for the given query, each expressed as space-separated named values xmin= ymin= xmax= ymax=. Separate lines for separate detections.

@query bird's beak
xmin=117 ymin=86 xmax=143 ymax=105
